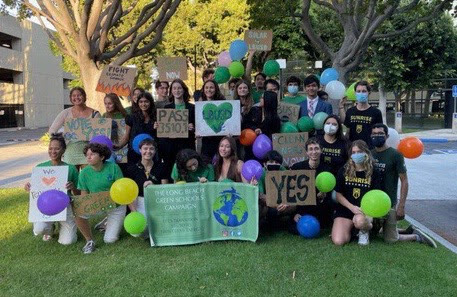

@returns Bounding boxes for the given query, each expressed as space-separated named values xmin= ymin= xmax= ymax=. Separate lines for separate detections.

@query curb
xmin=419 ymin=138 xmax=449 ymax=143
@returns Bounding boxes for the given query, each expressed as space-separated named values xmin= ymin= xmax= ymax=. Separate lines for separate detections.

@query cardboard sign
xmin=278 ymin=102 xmax=300 ymax=123
xmin=157 ymin=57 xmax=188 ymax=81
xmin=96 ymin=65 xmax=137 ymax=96
xmin=72 ymin=191 xmax=117 ymax=217
xmin=28 ymin=166 xmax=68 ymax=222
xmin=195 ymin=100 xmax=241 ymax=136
xmin=64 ymin=118 xmax=111 ymax=142
xmin=244 ymin=30 xmax=273 ymax=52
xmin=156 ymin=109 xmax=189 ymax=138
xmin=265 ymin=170 xmax=316 ymax=207
xmin=272 ymin=132 xmax=308 ymax=167
xmin=112 ymin=119 xmax=128 ymax=163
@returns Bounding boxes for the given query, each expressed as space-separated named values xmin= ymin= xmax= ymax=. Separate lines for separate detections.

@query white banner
xmin=195 ymin=100 xmax=241 ymax=137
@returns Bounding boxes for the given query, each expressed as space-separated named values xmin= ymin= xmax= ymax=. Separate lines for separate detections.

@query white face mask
xmin=324 ymin=124 xmax=338 ymax=135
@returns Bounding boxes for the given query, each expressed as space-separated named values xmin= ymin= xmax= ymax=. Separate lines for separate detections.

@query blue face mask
xmin=356 ymin=92 xmax=368 ymax=103
xmin=288 ymin=85 xmax=299 ymax=95
xmin=351 ymin=152 xmax=366 ymax=164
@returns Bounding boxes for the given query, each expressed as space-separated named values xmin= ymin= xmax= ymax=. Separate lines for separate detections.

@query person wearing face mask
xmin=331 ymin=140 xmax=381 ymax=246
xmin=298 ymin=75 xmax=333 ymax=120
xmin=340 ymin=81 xmax=383 ymax=149
xmin=317 ymin=115 xmax=349 ymax=176
xmin=283 ymin=76 xmax=306 ymax=105
xmin=370 ymin=124 xmax=436 ymax=247
xmin=290 ymin=138 xmax=333 ymax=230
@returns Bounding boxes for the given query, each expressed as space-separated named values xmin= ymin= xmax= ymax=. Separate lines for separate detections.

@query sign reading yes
xmin=64 ymin=118 xmax=111 ymax=142
xmin=265 ymin=170 xmax=316 ymax=207
xmin=195 ymin=100 xmax=241 ymax=136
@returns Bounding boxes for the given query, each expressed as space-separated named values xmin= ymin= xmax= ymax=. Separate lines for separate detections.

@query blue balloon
xmin=133 ymin=133 xmax=153 ymax=154
xmin=320 ymin=68 xmax=339 ymax=85
xmin=106 ymin=154 xmax=116 ymax=163
xmin=297 ymin=215 xmax=320 ymax=238
xmin=229 ymin=40 xmax=248 ymax=61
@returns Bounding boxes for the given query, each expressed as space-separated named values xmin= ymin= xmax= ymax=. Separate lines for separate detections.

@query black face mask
xmin=266 ymin=164 xmax=281 ymax=171
xmin=371 ymin=135 xmax=386 ymax=147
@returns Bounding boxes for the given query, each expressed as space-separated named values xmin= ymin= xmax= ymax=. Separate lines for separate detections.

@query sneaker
xmin=82 ymin=240 xmax=96 ymax=254
xmin=95 ymin=217 xmax=108 ymax=232
xmin=42 ymin=234 xmax=52 ymax=241
xmin=358 ymin=230 xmax=370 ymax=246
xmin=413 ymin=229 xmax=437 ymax=248
xmin=401 ymin=225 xmax=415 ymax=234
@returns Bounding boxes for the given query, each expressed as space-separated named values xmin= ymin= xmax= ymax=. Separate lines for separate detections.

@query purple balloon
xmin=252 ymin=134 xmax=272 ymax=159
xmin=37 ymin=190 xmax=70 ymax=216
xmin=242 ymin=160 xmax=263 ymax=181
xmin=90 ymin=135 xmax=113 ymax=151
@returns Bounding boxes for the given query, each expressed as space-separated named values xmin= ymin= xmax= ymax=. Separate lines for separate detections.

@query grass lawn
xmin=1 ymin=188 xmax=457 ymax=297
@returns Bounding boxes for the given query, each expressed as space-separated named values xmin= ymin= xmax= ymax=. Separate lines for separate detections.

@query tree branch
xmin=86 ymin=0 xmax=104 ymax=39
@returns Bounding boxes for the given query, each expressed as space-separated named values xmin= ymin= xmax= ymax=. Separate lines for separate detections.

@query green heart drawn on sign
xmin=202 ymin=102 xmax=233 ymax=133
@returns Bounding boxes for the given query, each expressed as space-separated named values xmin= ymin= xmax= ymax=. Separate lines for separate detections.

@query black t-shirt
xmin=241 ymin=106 xmax=261 ymax=131
xmin=344 ymin=106 xmax=382 ymax=148
xmin=334 ymin=167 xmax=381 ymax=207
xmin=316 ymin=135 xmax=349 ymax=176
xmin=290 ymin=158 xmax=332 ymax=174
xmin=125 ymin=161 xmax=168 ymax=197
xmin=125 ymin=114 xmax=156 ymax=149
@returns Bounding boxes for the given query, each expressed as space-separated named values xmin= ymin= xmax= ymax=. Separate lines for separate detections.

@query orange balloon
xmin=397 ymin=137 xmax=424 ymax=159
xmin=240 ymin=129 xmax=257 ymax=146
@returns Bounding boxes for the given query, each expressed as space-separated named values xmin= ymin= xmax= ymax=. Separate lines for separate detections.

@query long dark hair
xmin=263 ymin=90 xmax=280 ymax=125
xmin=176 ymin=149 xmax=206 ymax=182
xmin=324 ymin=114 xmax=345 ymax=141
xmin=134 ymin=91 xmax=156 ymax=122
xmin=169 ymin=79 xmax=190 ymax=103
xmin=201 ymin=80 xmax=225 ymax=101
xmin=214 ymin=137 xmax=241 ymax=182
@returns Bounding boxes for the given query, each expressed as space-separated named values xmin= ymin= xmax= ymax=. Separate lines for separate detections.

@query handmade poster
xmin=144 ymin=182 xmax=258 ymax=246
xmin=112 ymin=119 xmax=128 ymax=163
xmin=195 ymin=100 xmax=241 ymax=136
xmin=244 ymin=30 xmax=273 ymax=52
xmin=96 ymin=65 xmax=137 ymax=96
xmin=265 ymin=170 xmax=316 ymax=207
xmin=156 ymin=109 xmax=189 ymax=138
xmin=28 ymin=166 xmax=68 ymax=222
xmin=63 ymin=118 xmax=111 ymax=142
xmin=157 ymin=57 xmax=188 ymax=81
xmin=278 ymin=102 xmax=300 ymax=123
xmin=272 ymin=132 xmax=308 ymax=167
xmin=72 ymin=191 xmax=117 ymax=217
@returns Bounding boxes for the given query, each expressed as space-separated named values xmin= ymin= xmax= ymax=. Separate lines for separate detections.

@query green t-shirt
xmin=171 ymin=163 xmax=215 ymax=183
xmin=175 ymin=103 xmax=186 ymax=110
xmin=283 ymin=95 xmax=306 ymax=105
xmin=37 ymin=161 xmax=79 ymax=194
xmin=78 ymin=162 xmax=123 ymax=193
xmin=252 ymin=89 xmax=264 ymax=104
xmin=372 ymin=147 xmax=407 ymax=206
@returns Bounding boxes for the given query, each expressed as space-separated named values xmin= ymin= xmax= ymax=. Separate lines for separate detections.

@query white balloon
xmin=386 ymin=127 xmax=400 ymax=149
xmin=325 ymin=80 xmax=346 ymax=100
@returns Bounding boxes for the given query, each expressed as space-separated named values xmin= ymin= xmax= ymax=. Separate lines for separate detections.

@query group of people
xmin=26 ymin=71 xmax=436 ymax=254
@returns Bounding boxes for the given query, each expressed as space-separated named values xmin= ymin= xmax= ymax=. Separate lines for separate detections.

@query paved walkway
xmin=0 ymin=127 xmax=48 ymax=144
xmin=402 ymin=129 xmax=457 ymax=141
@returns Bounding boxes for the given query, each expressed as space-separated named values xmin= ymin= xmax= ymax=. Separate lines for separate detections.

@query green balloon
xmin=124 ymin=211 xmax=147 ymax=235
xmin=229 ymin=61 xmax=245 ymax=78
xmin=315 ymin=171 xmax=336 ymax=193
xmin=280 ymin=122 xmax=299 ymax=133
xmin=313 ymin=112 xmax=328 ymax=130
xmin=214 ymin=67 xmax=231 ymax=84
xmin=361 ymin=190 xmax=392 ymax=218
xmin=345 ymin=82 xmax=357 ymax=101
xmin=263 ymin=60 xmax=280 ymax=77
xmin=297 ymin=116 xmax=314 ymax=132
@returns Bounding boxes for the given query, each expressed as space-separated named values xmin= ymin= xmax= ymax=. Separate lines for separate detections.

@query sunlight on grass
xmin=0 ymin=189 xmax=30 ymax=240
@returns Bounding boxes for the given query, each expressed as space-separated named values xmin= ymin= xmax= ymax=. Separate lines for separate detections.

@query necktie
xmin=308 ymin=99 xmax=315 ymax=118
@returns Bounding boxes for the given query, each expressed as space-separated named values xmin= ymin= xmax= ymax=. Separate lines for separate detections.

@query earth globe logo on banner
xmin=212 ymin=188 xmax=248 ymax=227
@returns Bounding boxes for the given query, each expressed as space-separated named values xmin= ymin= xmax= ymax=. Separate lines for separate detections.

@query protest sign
xmin=195 ymin=100 xmax=241 ymax=136
xmin=63 ymin=118 xmax=111 ymax=142
xmin=157 ymin=57 xmax=188 ymax=81
xmin=72 ymin=191 xmax=117 ymax=217
xmin=265 ymin=170 xmax=316 ymax=207
xmin=111 ymin=119 xmax=128 ymax=163
xmin=278 ymin=102 xmax=300 ymax=123
xmin=272 ymin=132 xmax=308 ymax=167
xmin=28 ymin=166 xmax=68 ymax=222
xmin=156 ymin=109 xmax=189 ymax=138
xmin=244 ymin=30 xmax=273 ymax=52
xmin=96 ymin=65 xmax=137 ymax=96
xmin=144 ymin=182 xmax=258 ymax=246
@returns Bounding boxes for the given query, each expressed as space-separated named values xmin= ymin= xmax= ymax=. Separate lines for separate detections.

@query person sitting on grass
xmin=331 ymin=140 xmax=381 ymax=246
xmin=24 ymin=133 xmax=80 ymax=244
xmin=171 ymin=149 xmax=215 ymax=183
xmin=214 ymin=137 xmax=247 ymax=183
xmin=75 ymin=142 xmax=125 ymax=254
xmin=370 ymin=124 xmax=436 ymax=247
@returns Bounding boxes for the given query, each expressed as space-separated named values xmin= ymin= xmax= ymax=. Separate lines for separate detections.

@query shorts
xmin=333 ymin=204 xmax=354 ymax=220
xmin=373 ymin=208 xmax=399 ymax=243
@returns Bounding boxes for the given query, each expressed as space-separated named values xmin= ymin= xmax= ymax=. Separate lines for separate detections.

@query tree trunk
xmin=378 ymin=83 xmax=387 ymax=124
xmin=405 ymin=90 xmax=411 ymax=114
xmin=424 ymin=89 xmax=433 ymax=114
xmin=410 ymin=89 xmax=416 ymax=114
xmin=79 ymin=58 xmax=104 ymax=113
xmin=331 ymin=62 xmax=348 ymax=85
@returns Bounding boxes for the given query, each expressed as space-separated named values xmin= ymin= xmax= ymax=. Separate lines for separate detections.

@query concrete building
xmin=0 ymin=14 xmax=72 ymax=129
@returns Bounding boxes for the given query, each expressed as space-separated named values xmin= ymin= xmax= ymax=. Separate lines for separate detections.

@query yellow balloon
xmin=176 ymin=181 xmax=186 ymax=185
xmin=110 ymin=178 xmax=139 ymax=205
